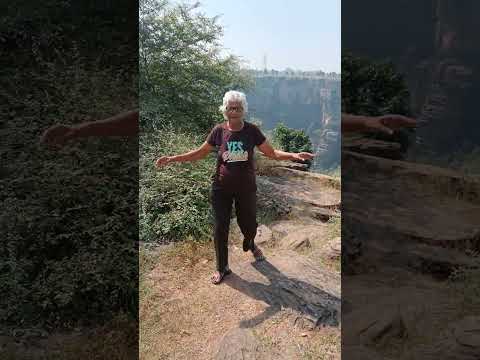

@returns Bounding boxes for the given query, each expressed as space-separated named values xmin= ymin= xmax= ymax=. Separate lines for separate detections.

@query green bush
xmin=272 ymin=123 xmax=313 ymax=168
xmin=1 ymin=1 xmax=138 ymax=327
xmin=273 ymin=123 xmax=313 ymax=154
xmin=140 ymin=129 xmax=216 ymax=243
xmin=341 ymin=52 xmax=410 ymax=116
xmin=342 ymin=52 xmax=413 ymax=153
xmin=1 ymin=134 xmax=138 ymax=327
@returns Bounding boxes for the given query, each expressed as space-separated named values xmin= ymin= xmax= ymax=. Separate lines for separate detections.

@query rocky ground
xmin=140 ymin=166 xmax=342 ymax=360
xmin=342 ymin=151 xmax=480 ymax=360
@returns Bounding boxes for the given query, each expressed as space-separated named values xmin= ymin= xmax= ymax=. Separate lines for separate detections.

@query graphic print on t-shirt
xmin=222 ymin=140 xmax=248 ymax=162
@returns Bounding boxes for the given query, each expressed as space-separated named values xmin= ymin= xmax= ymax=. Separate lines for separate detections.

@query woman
xmin=155 ymin=90 xmax=314 ymax=284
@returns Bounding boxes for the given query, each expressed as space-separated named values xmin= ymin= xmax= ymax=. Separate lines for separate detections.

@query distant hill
xmin=245 ymin=70 xmax=341 ymax=170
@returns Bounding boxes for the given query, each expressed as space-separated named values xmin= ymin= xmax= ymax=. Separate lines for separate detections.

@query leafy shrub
xmin=140 ymin=129 xmax=216 ymax=243
xmin=341 ymin=52 xmax=410 ymax=116
xmin=342 ymin=52 xmax=413 ymax=153
xmin=1 ymin=137 xmax=138 ymax=327
xmin=272 ymin=123 xmax=313 ymax=168
xmin=273 ymin=123 xmax=313 ymax=153
xmin=1 ymin=1 xmax=138 ymax=327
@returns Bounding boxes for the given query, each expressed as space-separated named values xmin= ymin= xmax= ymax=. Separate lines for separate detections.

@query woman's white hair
xmin=219 ymin=90 xmax=248 ymax=117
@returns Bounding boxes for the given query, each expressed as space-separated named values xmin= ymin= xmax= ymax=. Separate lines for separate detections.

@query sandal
xmin=211 ymin=267 xmax=232 ymax=285
xmin=252 ymin=245 xmax=265 ymax=261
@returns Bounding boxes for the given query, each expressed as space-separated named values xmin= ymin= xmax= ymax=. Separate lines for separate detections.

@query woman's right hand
xmin=155 ymin=156 xmax=173 ymax=168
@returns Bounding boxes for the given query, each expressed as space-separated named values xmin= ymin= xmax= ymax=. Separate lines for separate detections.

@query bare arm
xmin=341 ymin=113 xmax=372 ymax=133
xmin=342 ymin=113 xmax=416 ymax=134
xmin=41 ymin=110 xmax=139 ymax=147
xmin=155 ymin=141 xmax=214 ymax=168
xmin=70 ymin=110 xmax=139 ymax=137
xmin=257 ymin=140 xmax=314 ymax=161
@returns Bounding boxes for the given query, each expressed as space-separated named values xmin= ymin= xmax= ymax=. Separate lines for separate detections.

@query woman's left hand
xmin=364 ymin=114 xmax=417 ymax=135
xmin=293 ymin=152 xmax=315 ymax=161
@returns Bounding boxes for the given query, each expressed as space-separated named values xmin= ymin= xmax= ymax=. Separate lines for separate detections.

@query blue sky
xmin=195 ymin=0 xmax=341 ymax=73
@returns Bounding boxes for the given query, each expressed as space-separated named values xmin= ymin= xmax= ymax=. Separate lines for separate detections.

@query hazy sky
xmin=195 ymin=0 xmax=341 ymax=73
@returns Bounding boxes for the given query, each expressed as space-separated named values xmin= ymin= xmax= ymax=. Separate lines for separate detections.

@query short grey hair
xmin=219 ymin=90 xmax=248 ymax=116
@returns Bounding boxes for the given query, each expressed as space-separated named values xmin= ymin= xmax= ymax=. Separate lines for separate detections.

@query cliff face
xmin=246 ymin=75 xmax=340 ymax=129
xmin=246 ymin=74 xmax=341 ymax=170
xmin=406 ymin=0 xmax=480 ymax=155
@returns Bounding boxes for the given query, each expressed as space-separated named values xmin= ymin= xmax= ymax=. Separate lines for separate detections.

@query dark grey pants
xmin=211 ymin=189 xmax=258 ymax=272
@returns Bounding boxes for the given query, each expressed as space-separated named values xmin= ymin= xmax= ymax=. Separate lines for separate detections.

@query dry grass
xmin=326 ymin=216 xmax=341 ymax=239
xmin=139 ymin=241 xmax=217 ymax=359
xmin=253 ymin=318 xmax=341 ymax=360
xmin=301 ymin=327 xmax=341 ymax=360
xmin=158 ymin=241 xmax=215 ymax=270
xmin=300 ymin=216 xmax=341 ymax=273
xmin=324 ymin=216 xmax=341 ymax=273
xmin=139 ymin=238 xmax=341 ymax=359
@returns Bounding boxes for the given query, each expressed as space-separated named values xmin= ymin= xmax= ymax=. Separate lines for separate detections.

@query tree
xmin=139 ymin=1 xmax=254 ymax=245
xmin=139 ymin=0 xmax=252 ymax=132
xmin=273 ymin=123 xmax=313 ymax=168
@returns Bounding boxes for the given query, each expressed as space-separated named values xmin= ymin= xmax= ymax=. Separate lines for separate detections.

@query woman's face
xmin=225 ymin=100 xmax=244 ymax=122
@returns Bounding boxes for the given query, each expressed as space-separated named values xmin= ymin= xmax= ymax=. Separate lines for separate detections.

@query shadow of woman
xmin=223 ymin=260 xmax=340 ymax=329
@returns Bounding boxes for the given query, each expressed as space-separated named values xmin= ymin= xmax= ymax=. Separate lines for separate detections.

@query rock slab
xmin=215 ymin=328 xmax=258 ymax=360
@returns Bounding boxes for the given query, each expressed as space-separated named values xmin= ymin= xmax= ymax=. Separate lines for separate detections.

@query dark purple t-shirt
xmin=206 ymin=121 xmax=266 ymax=192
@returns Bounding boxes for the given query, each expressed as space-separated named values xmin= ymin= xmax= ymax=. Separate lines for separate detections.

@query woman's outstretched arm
xmin=154 ymin=141 xmax=214 ymax=168
xmin=41 ymin=110 xmax=139 ymax=147
xmin=342 ymin=113 xmax=417 ymax=134
xmin=257 ymin=140 xmax=314 ymax=161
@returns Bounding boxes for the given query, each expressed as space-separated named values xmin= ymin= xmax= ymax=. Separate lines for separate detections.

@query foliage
xmin=341 ymin=52 xmax=410 ymax=116
xmin=342 ymin=52 xmax=413 ymax=152
xmin=0 ymin=1 xmax=137 ymax=70
xmin=273 ymin=123 xmax=313 ymax=153
xmin=140 ymin=130 xmax=216 ymax=243
xmin=272 ymin=123 xmax=313 ymax=168
xmin=1 ymin=1 xmax=137 ymax=327
xmin=139 ymin=0 xmax=252 ymax=132
xmin=139 ymin=0 xmax=253 ymax=244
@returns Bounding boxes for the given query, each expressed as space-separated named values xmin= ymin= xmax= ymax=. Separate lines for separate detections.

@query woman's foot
xmin=252 ymin=245 xmax=265 ymax=261
xmin=210 ymin=267 xmax=232 ymax=285
xmin=243 ymin=238 xmax=252 ymax=252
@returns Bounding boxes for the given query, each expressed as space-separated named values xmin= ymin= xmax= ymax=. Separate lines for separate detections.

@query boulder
xmin=254 ymin=225 xmax=273 ymax=245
